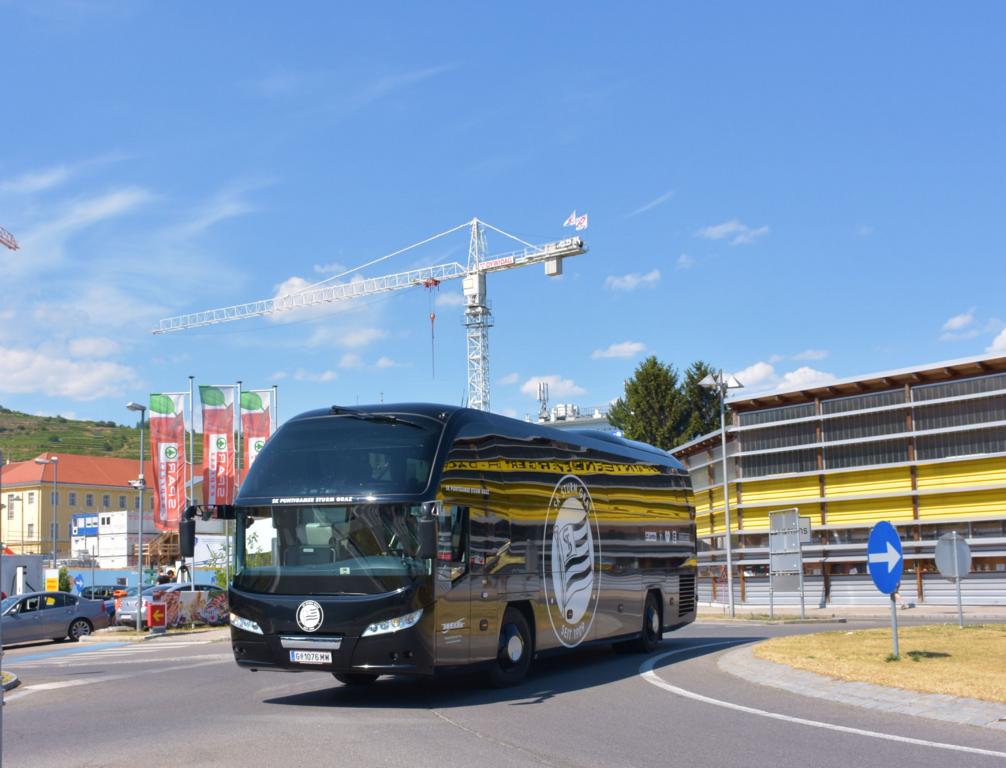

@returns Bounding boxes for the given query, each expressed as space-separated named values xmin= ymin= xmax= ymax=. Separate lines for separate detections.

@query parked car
xmin=1 ymin=591 xmax=110 ymax=645
xmin=81 ymin=585 xmax=124 ymax=600
xmin=116 ymin=583 xmax=226 ymax=628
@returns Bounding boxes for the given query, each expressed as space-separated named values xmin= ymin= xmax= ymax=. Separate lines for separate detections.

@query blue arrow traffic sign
xmin=73 ymin=575 xmax=84 ymax=595
xmin=867 ymin=521 xmax=903 ymax=594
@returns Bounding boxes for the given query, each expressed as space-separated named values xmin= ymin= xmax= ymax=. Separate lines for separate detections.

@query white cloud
xmin=604 ymin=269 xmax=660 ymax=291
xmin=855 ymin=224 xmax=875 ymax=237
xmin=730 ymin=360 xmax=835 ymax=394
xmin=624 ymin=190 xmax=673 ymax=218
xmin=501 ymin=408 xmax=518 ymax=418
xmin=339 ymin=353 xmax=363 ymax=369
xmin=313 ymin=262 xmax=347 ymax=275
xmin=780 ymin=366 xmax=836 ymax=389
xmin=293 ymin=368 xmax=338 ymax=383
xmin=792 ymin=349 xmax=829 ymax=361
xmin=695 ymin=219 xmax=769 ymax=246
xmin=592 ymin=341 xmax=645 ymax=359
xmin=339 ymin=328 xmax=388 ymax=348
xmin=943 ymin=309 xmax=975 ymax=332
xmin=988 ymin=329 xmax=1006 ymax=354
xmin=939 ymin=307 xmax=983 ymax=341
xmin=68 ymin=336 xmax=121 ymax=358
xmin=520 ymin=375 xmax=586 ymax=399
xmin=0 ymin=165 xmax=73 ymax=195
xmin=435 ymin=292 xmax=465 ymax=307
xmin=356 ymin=65 xmax=455 ymax=108
xmin=676 ymin=253 xmax=695 ymax=270
xmin=0 ymin=345 xmax=137 ymax=400
xmin=499 ymin=372 xmax=519 ymax=386
xmin=270 ymin=370 xmax=289 ymax=381
xmin=170 ymin=184 xmax=260 ymax=239
xmin=375 ymin=356 xmax=398 ymax=369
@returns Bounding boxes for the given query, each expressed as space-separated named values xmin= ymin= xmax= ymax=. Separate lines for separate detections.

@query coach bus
xmin=183 ymin=403 xmax=696 ymax=686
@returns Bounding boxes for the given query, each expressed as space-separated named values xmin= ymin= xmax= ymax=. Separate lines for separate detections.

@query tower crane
xmin=153 ymin=217 xmax=587 ymax=412
xmin=0 ymin=226 xmax=19 ymax=251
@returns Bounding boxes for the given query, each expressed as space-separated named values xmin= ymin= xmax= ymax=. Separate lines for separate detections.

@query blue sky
xmin=2 ymin=2 xmax=1005 ymax=426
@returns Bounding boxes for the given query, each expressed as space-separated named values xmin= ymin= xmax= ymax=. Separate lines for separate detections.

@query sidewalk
xmin=81 ymin=626 xmax=230 ymax=643
xmin=720 ymin=644 xmax=1006 ymax=731
xmin=698 ymin=602 xmax=1006 ymax=622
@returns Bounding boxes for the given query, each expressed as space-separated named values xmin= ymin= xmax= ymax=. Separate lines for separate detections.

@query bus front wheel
xmin=489 ymin=607 xmax=532 ymax=687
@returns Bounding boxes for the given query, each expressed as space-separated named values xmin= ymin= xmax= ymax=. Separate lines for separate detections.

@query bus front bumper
xmin=232 ymin=625 xmax=434 ymax=676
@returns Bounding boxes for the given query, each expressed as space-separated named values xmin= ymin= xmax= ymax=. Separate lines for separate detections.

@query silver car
xmin=1 ymin=591 xmax=110 ymax=645
xmin=116 ymin=583 xmax=223 ymax=628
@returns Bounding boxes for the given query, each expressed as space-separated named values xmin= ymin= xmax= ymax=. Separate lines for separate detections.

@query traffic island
xmin=753 ymin=624 xmax=1006 ymax=704
xmin=2 ymin=672 xmax=20 ymax=692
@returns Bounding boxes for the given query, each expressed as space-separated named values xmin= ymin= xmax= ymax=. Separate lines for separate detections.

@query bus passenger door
xmin=468 ymin=505 xmax=510 ymax=663
xmin=434 ymin=504 xmax=470 ymax=665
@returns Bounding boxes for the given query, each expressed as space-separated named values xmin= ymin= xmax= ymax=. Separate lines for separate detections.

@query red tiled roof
xmin=0 ymin=453 xmax=154 ymax=489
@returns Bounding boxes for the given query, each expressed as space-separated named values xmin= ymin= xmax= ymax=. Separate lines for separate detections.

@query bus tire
xmin=489 ymin=607 xmax=532 ymax=687
xmin=630 ymin=592 xmax=662 ymax=653
xmin=333 ymin=673 xmax=379 ymax=686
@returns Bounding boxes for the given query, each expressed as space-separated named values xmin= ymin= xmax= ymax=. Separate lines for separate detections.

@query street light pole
xmin=700 ymin=370 xmax=744 ymax=618
xmin=34 ymin=456 xmax=59 ymax=567
xmin=126 ymin=402 xmax=147 ymax=629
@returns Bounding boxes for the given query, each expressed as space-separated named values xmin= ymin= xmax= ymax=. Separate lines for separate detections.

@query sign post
xmin=769 ymin=509 xmax=807 ymax=619
xmin=867 ymin=521 xmax=904 ymax=659
xmin=935 ymin=531 xmax=971 ymax=629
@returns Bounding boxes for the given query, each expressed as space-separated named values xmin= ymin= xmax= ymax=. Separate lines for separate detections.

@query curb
xmin=718 ymin=643 xmax=1006 ymax=731
xmin=2 ymin=674 xmax=20 ymax=692
xmin=82 ymin=627 xmax=228 ymax=643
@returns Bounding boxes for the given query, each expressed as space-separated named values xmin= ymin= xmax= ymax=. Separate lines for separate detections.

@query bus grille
xmin=678 ymin=574 xmax=696 ymax=617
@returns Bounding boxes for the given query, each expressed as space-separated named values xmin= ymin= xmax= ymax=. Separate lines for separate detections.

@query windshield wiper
xmin=329 ymin=406 xmax=424 ymax=430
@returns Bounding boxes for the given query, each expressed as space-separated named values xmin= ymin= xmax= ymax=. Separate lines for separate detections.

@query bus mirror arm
xmin=417 ymin=517 xmax=437 ymax=560
xmin=484 ymin=540 xmax=511 ymax=573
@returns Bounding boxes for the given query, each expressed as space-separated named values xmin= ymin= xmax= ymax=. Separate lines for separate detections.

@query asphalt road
xmin=2 ymin=620 xmax=1004 ymax=768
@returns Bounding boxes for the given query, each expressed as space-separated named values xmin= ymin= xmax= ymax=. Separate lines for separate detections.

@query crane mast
xmin=153 ymin=217 xmax=587 ymax=411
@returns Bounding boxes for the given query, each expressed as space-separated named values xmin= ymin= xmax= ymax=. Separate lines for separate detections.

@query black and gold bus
xmin=200 ymin=403 xmax=696 ymax=686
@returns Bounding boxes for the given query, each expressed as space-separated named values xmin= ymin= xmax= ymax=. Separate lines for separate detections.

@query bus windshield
xmin=234 ymin=504 xmax=431 ymax=596
xmin=238 ymin=412 xmax=443 ymax=499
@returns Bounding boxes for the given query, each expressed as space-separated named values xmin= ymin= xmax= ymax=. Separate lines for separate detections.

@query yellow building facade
xmin=673 ymin=353 xmax=1006 ymax=606
xmin=0 ymin=453 xmax=154 ymax=561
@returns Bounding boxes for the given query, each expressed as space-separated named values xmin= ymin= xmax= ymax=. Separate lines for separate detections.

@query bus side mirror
xmin=417 ymin=517 xmax=437 ymax=560
xmin=180 ymin=510 xmax=196 ymax=558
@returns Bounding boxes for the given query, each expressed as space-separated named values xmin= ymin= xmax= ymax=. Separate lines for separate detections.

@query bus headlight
xmin=362 ymin=608 xmax=423 ymax=637
xmin=230 ymin=612 xmax=263 ymax=635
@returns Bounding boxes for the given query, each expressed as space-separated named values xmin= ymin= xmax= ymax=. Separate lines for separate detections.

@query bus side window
xmin=450 ymin=506 xmax=468 ymax=564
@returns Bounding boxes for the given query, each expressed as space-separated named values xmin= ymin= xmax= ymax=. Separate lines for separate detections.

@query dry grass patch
xmin=754 ymin=624 xmax=1006 ymax=704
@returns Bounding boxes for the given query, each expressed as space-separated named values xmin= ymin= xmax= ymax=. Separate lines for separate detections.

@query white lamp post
xmin=699 ymin=370 xmax=744 ymax=617
xmin=34 ymin=456 xmax=59 ymax=567
xmin=126 ymin=402 xmax=147 ymax=628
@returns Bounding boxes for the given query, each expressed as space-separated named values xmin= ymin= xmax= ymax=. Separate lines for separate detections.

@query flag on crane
xmin=149 ymin=393 xmax=187 ymax=532
xmin=200 ymin=385 xmax=236 ymax=506
xmin=575 ymin=213 xmax=589 ymax=231
xmin=563 ymin=211 xmax=577 ymax=227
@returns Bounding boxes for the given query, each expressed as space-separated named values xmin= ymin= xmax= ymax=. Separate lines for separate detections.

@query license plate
xmin=289 ymin=650 xmax=332 ymax=665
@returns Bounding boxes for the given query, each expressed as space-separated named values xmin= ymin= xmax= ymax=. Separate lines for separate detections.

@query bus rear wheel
xmin=489 ymin=607 xmax=532 ymax=687
xmin=631 ymin=592 xmax=662 ymax=653
xmin=333 ymin=673 xmax=379 ymax=686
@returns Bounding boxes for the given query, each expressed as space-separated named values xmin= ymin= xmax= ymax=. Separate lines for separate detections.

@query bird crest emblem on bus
xmin=543 ymin=474 xmax=601 ymax=648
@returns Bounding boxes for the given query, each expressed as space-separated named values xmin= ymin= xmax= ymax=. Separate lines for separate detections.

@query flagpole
xmin=231 ymin=381 xmax=241 ymax=586
xmin=188 ymin=376 xmax=195 ymax=591
xmin=272 ymin=384 xmax=278 ymax=433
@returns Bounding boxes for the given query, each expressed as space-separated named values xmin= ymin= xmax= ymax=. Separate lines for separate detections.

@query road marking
xmin=639 ymin=642 xmax=1006 ymax=761
xmin=7 ymin=642 xmax=129 ymax=663
xmin=5 ymin=657 xmax=230 ymax=702
xmin=8 ymin=639 xmax=215 ymax=666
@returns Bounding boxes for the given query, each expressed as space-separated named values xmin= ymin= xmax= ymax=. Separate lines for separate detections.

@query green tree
xmin=58 ymin=566 xmax=71 ymax=592
xmin=679 ymin=360 xmax=721 ymax=444
xmin=614 ymin=356 xmax=685 ymax=450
